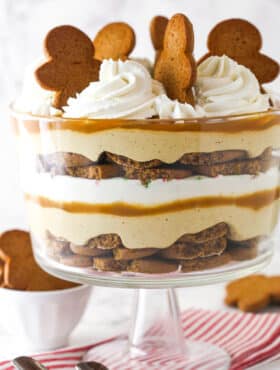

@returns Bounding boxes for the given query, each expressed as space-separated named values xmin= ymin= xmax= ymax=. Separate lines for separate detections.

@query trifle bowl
xmin=11 ymin=110 xmax=280 ymax=286
xmin=11 ymin=14 xmax=280 ymax=368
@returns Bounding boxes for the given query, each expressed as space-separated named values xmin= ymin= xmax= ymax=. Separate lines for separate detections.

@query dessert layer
xmin=36 ymin=148 xmax=277 ymax=184
xmin=46 ymin=223 xmax=229 ymax=259
xmin=43 ymin=225 xmax=259 ymax=274
xmin=25 ymin=200 xmax=279 ymax=247
xmin=22 ymin=168 xmax=280 ymax=205
xmin=13 ymin=111 xmax=280 ymax=163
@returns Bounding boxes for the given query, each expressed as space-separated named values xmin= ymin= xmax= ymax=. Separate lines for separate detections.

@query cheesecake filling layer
xmin=26 ymin=201 xmax=279 ymax=248
xmin=22 ymin=167 xmax=280 ymax=205
xmin=14 ymin=111 xmax=280 ymax=163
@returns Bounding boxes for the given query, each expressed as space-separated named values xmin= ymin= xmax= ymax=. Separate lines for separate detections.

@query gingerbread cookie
xmin=0 ymin=260 xmax=4 ymax=285
xmin=113 ymin=247 xmax=157 ymax=260
xmin=36 ymin=25 xmax=101 ymax=108
xmin=160 ymin=237 xmax=227 ymax=260
xmin=0 ymin=230 xmax=78 ymax=291
xmin=106 ymin=152 xmax=162 ymax=169
xmin=228 ymin=239 xmax=258 ymax=261
xmin=180 ymin=150 xmax=248 ymax=166
xmin=199 ymin=19 xmax=279 ymax=84
xmin=193 ymin=155 xmax=274 ymax=177
xmin=128 ymin=258 xmax=179 ymax=274
xmin=46 ymin=231 xmax=71 ymax=255
xmin=181 ymin=253 xmax=231 ymax=273
xmin=150 ymin=15 xmax=169 ymax=60
xmin=154 ymin=13 xmax=196 ymax=105
xmin=39 ymin=153 xmax=93 ymax=171
xmin=86 ymin=234 xmax=123 ymax=250
xmin=225 ymin=275 xmax=280 ymax=312
xmin=94 ymin=257 xmax=129 ymax=272
xmin=93 ymin=22 xmax=135 ymax=61
xmin=124 ymin=167 xmax=193 ymax=185
xmin=177 ymin=223 xmax=229 ymax=244
xmin=0 ymin=230 xmax=35 ymax=289
xmin=70 ymin=243 xmax=112 ymax=257
xmin=56 ymin=164 xmax=122 ymax=180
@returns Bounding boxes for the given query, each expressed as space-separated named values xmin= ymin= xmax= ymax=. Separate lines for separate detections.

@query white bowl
xmin=0 ymin=285 xmax=92 ymax=352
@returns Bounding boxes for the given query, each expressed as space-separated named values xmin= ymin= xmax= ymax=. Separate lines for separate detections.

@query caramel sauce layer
xmin=25 ymin=187 xmax=280 ymax=215
xmin=26 ymin=202 xmax=279 ymax=247
xmin=12 ymin=110 xmax=280 ymax=135
xmin=13 ymin=111 xmax=280 ymax=163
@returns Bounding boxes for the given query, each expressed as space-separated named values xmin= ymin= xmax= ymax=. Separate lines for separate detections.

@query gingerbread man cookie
xmin=199 ymin=19 xmax=279 ymax=84
xmin=225 ymin=274 xmax=280 ymax=312
xmin=154 ymin=13 xmax=196 ymax=105
xmin=36 ymin=25 xmax=101 ymax=109
xmin=93 ymin=22 xmax=135 ymax=61
xmin=150 ymin=15 xmax=169 ymax=55
xmin=0 ymin=230 xmax=78 ymax=291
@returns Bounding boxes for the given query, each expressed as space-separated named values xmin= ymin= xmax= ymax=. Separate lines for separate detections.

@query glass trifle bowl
xmin=11 ymin=109 xmax=280 ymax=285
xmin=11 ymin=109 xmax=280 ymax=368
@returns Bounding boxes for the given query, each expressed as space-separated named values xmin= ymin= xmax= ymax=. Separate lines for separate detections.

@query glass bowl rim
xmin=9 ymin=103 xmax=280 ymax=125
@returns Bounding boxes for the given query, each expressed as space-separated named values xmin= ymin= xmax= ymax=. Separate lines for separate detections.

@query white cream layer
xmin=22 ymin=167 xmax=280 ymax=205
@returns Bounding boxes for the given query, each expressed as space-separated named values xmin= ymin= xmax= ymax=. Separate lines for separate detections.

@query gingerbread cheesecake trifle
xmin=12 ymin=15 xmax=280 ymax=275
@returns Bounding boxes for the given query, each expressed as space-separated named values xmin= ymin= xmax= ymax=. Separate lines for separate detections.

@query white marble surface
xmin=0 ymin=1 xmax=280 ymax=368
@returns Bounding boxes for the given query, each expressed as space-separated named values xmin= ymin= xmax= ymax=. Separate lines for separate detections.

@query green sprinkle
xmin=144 ymin=179 xmax=152 ymax=188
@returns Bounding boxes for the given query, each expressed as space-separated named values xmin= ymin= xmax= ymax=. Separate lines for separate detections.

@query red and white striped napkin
xmin=1 ymin=309 xmax=280 ymax=370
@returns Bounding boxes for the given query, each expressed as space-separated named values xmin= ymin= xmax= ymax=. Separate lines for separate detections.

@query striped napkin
xmin=1 ymin=309 xmax=280 ymax=370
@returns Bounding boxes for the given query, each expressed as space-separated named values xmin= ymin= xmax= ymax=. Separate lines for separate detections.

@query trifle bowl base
xmin=34 ymin=242 xmax=273 ymax=369
xmin=83 ymin=338 xmax=231 ymax=370
xmin=82 ymin=289 xmax=231 ymax=370
xmin=34 ymin=238 xmax=273 ymax=289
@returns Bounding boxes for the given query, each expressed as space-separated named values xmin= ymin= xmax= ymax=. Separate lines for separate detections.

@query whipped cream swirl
xmin=196 ymin=55 xmax=270 ymax=117
xmin=64 ymin=59 xmax=203 ymax=119
xmin=63 ymin=59 xmax=164 ymax=119
xmin=14 ymin=60 xmax=59 ymax=116
xmin=155 ymin=95 xmax=204 ymax=119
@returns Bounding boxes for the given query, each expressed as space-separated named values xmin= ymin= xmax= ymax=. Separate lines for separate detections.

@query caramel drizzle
xmin=25 ymin=187 xmax=280 ymax=216
xmin=13 ymin=110 xmax=280 ymax=135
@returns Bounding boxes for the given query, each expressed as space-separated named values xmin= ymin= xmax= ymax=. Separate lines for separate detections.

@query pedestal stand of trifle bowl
xmin=37 ymin=245 xmax=273 ymax=370
xmin=12 ymin=109 xmax=280 ymax=370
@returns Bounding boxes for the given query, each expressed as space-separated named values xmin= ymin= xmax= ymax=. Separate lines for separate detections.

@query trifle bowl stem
xmin=128 ymin=289 xmax=186 ymax=357
xmin=83 ymin=288 xmax=231 ymax=369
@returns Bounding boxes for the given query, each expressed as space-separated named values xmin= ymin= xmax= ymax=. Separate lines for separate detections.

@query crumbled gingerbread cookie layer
xmin=128 ymin=258 xmax=178 ymax=274
xmin=94 ymin=257 xmax=129 ymax=272
xmin=38 ymin=153 xmax=93 ymax=170
xmin=190 ymin=147 xmax=274 ymax=177
xmin=53 ymin=164 xmax=123 ymax=180
xmin=181 ymin=253 xmax=231 ymax=272
xmin=124 ymin=167 xmax=193 ymax=183
xmin=113 ymin=247 xmax=158 ymax=260
xmin=70 ymin=244 xmax=112 ymax=257
xmin=106 ymin=152 xmax=163 ymax=169
xmin=45 ymin=223 xmax=259 ymax=274
xmin=75 ymin=233 xmax=123 ymax=250
xmin=180 ymin=150 xmax=248 ymax=166
xmin=192 ymin=158 xmax=274 ymax=177
xmin=37 ymin=148 xmax=276 ymax=183
xmin=159 ymin=236 xmax=227 ymax=260
xmin=177 ymin=222 xmax=229 ymax=243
